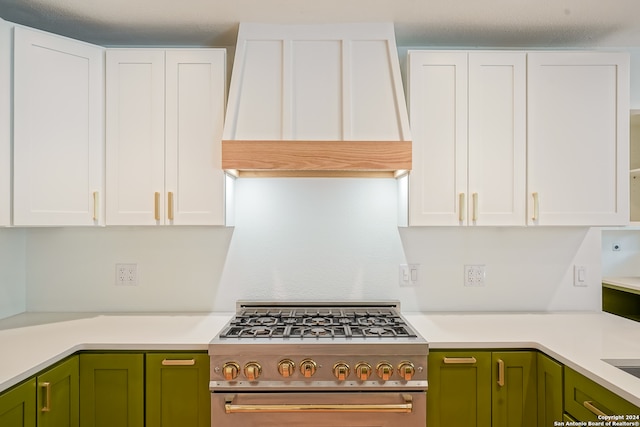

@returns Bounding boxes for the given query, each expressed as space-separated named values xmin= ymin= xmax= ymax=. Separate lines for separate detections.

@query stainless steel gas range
xmin=208 ymin=301 xmax=428 ymax=427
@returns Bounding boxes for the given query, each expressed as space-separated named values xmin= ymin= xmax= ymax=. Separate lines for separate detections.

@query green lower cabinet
xmin=0 ymin=379 xmax=36 ymax=427
xmin=145 ymin=353 xmax=211 ymax=427
xmin=79 ymin=351 xmax=210 ymax=427
xmin=428 ymin=350 xmax=539 ymax=427
xmin=491 ymin=352 xmax=537 ymax=427
xmin=564 ymin=366 xmax=640 ymax=421
xmin=37 ymin=355 xmax=79 ymax=427
xmin=79 ymin=353 xmax=144 ymax=427
xmin=537 ymin=353 xmax=563 ymax=427
xmin=427 ymin=350 xmax=492 ymax=427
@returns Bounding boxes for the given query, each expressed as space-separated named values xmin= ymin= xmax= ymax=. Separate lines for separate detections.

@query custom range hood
xmin=222 ymin=23 xmax=411 ymax=178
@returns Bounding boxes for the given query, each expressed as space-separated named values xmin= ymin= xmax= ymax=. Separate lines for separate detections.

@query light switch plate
xmin=399 ymin=264 xmax=419 ymax=287
xmin=573 ymin=265 xmax=587 ymax=287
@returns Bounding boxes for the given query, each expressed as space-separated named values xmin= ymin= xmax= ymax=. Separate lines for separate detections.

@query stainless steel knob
xmin=398 ymin=361 xmax=415 ymax=381
xmin=243 ymin=362 xmax=262 ymax=381
xmin=333 ymin=362 xmax=350 ymax=381
xmin=376 ymin=361 xmax=393 ymax=381
xmin=300 ymin=359 xmax=317 ymax=378
xmin=278 ymin=359 xmax=295 ymax=378
xmin=222 ymin=362 xmax=240 ymax=381
xmin=355 ymin=362 xmax=372 ymax=381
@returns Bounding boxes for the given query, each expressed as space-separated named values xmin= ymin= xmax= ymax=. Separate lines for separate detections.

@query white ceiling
xmin=1 ymin=0 xmax=640 ymax=48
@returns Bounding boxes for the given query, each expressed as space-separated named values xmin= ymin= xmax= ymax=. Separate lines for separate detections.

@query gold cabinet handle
xmin=443 ymin=357 xmax=477 ymax=364
xmin=472 ymin=192 xmax=478 ymax=222
xmin=532 ymin=192 xmax=539 ymax=221
xmin=583 ymin=400 xmax=608 ymax=417
xmin=167 ymin=192 xmax=174 ymax=221
xmin=162 ymin=358 xmax=195 ymax=366
xmin=154 ymin=192 xmax=160 ymax=221
xmin=497 ymin=359 xmax=505 ymax=387
xmin=224 ymin=394 xmax=413 ymax=414
xmin=459 ymin=193 xmax=466 ymax=222
xmin=41 ymin=382 xmax=51 ymax=412
xmin=92 ymin=191 xmax=99 ymax=221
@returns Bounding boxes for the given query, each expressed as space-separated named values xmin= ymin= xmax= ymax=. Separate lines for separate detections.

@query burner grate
xmin=219 ymin=306 xmax=417 ymax=339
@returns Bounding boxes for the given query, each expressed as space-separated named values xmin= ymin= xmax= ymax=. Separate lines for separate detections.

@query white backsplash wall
xmin=0 ymin=228 xmax=27 ymax=318
xmin=23 ymin=179 xmax=602 ymax=313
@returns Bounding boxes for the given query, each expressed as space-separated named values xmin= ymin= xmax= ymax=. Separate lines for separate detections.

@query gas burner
xmin=357 ymin=317 xmax=392 ymax=327
xmin=290 ymin=326 xmax=349 ymax=338
xmin=303 ymin=317 xmax=332 ymax=326
xmin=360 ymin=327 xmax=396 ymax=337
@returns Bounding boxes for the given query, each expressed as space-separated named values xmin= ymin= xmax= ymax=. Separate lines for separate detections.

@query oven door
xmin=212 ymin=391 xmax=426 ymax=427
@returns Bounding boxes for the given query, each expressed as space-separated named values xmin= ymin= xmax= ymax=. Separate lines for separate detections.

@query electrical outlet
xmin=464 ymin=265 xmax=485 ymax=287
xmin=116 ymin=263 xmax=138 ymax=286
xmin=399 ymin=264 xmax=419 ymax=286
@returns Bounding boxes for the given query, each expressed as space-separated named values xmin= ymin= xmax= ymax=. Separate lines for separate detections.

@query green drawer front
xmin=427 ymin=350 xmax=492 ymax=427
xmin=564 ymin=367 xmax=640 ymax=421
xmin=145 ymin=352 xmax=210 ymax=427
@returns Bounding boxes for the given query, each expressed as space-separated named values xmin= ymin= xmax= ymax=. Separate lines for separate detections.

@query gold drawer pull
xmin=497 ymin=359 xmax=505 ymax=387
xmin=167 ymin=192 xmax=174 ymax=221
xmin=532 ymin=192 xmax=539 ymax=221
xmin=154 ymin=192 xmax=160 ymax=221
xmin=162 ymin=359 xmax=196 ymax=366
xmin=459 ymin=193 xmax=465 ymax=222
xmin=583 ymin=400 xmax=608 ymax=417
xmin=92 ymin=191 xmax=99 ymax=221
xmin=443 ymin=357 xmax=477 ymax=365
xmin=224 ymin=394 xmax=413 ymax=414
xmin=41 ymin=382 xmax=51 ymax=412
xmin=472 ymin=192 xmax=478 ymax=222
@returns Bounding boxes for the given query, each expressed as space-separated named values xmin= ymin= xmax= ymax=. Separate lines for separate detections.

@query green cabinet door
xmin=37 ymin=356 xmax=79 ymax=427
xmin=427 ymin=350 xmax=492 ymax=427
xmin=0 ymin=379 xmax=36 ymax=427
xmin=145 ymin=353 xmax=211 ymax=427
xmin=537 ymin=352 xmax=563 ymax=427
xmin=491 ymin=351 xmax=537 ymax=427
xmin=79 ymin=353 xmax=144 ymax=427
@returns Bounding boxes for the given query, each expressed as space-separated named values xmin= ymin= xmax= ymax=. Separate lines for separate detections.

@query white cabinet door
xmin=468 ymin=52 xmax=526 ymax=226
xmin=106 ymin=50 xmax=165 ymax=225
xmin=13 ymin=26 xmax=104 ymax=226
xmin=527 ymin=52 xmax=629 ymax=226
xmin=106 ymin=49 xmax=226 ymax=225
xmin=407 ymin=51 xmax=525 ymax=226
xmin=408 ymin=51 xmax=467 ymax=226
xmin=0 ymin=19 xmax=11 ymax=226
xmin=165 ymin=50 xmax=226 ymax=225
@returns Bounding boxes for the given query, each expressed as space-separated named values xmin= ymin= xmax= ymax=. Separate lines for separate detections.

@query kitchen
xmin=1 ymin=0 xmax=640 ymax=426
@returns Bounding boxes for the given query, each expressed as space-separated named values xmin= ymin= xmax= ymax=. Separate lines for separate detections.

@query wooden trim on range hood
xmin=222 ymin=140 xmax=411 ymax=178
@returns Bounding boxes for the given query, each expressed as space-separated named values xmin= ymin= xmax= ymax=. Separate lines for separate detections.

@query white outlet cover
xmin=464 ymin=265 xmax=486 ymax=287
xmin=116 ymin=263 xmax=138 ymax=286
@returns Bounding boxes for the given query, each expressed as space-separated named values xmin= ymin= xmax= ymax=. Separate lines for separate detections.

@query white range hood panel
xmin=222 ymin=23 xmax=412 ymax=177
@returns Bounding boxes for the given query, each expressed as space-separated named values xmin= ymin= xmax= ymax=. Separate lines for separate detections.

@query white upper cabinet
xmin=527 ymin=52 xmax=629 ymax=226
xmin=13 ymin=26 xmax=105 ymax=226
xmin=106 ymin=49 xmax=226 ymax=226
xmin=407 ymin=51 xmax=526 ymax=226
xmin=0 ymin=19 xmax=11 ymax=227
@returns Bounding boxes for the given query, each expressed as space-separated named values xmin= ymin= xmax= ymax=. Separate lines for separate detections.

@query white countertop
xmin=603 ymin=276 xmax=640 ymax=293
xmin=1 ymin=311 xmax=640 ymax=407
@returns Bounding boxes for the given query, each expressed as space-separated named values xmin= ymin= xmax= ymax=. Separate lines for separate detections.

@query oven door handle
xmin=224 ymin=394 xmax=413 ymax=414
